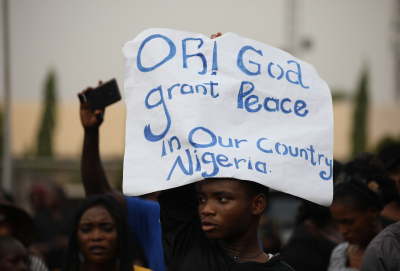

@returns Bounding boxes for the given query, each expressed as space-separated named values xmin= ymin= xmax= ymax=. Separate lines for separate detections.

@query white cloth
xmin=328 ymin=242 xmax=358 ymax=271
xmin=29 ymin=254 xmax=49 ymax=271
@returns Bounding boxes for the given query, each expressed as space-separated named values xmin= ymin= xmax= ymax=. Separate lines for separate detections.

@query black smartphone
xmin=87 ymin=79 xmax=121 ymax=112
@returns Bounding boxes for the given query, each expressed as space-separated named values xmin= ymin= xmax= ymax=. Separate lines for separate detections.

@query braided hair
xmin=60 ymin=195 xmax=134 ymax=271
xmin=333 ymin=152 xmax=398 ymax=211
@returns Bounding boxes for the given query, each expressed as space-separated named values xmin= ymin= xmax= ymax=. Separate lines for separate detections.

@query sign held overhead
xmin=123 ymin=28 xmax=334 ymax=206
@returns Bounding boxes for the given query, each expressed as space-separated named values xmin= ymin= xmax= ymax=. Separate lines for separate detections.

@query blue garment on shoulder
xmin=125 ymin=196 xmax=165 ymax=271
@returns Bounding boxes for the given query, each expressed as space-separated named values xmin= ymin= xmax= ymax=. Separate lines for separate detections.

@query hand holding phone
xmin=86 ymin=78 xmax=121 ymax=112
xmin=77 ymin=79 xmax=121 ymax=130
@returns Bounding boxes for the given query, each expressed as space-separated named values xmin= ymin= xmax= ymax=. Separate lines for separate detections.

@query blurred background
xmin=0 ymin=0 xmax=399 ymax=244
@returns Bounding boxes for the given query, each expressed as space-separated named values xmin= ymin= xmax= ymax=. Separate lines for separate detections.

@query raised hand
xmin=211 ymin=32 xmax=222 ymax=39
xmin=77 ymin=81 xmax=104 ymax=130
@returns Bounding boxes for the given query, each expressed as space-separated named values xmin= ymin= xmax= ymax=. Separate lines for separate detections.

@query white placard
xmin=122 ymin=28 xmax=333 ymax=206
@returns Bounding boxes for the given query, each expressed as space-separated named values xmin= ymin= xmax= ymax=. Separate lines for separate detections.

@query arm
xmin=78 ymin=84 xmax=126 ymax=209
xmin=360 ymin=236 xmax=399 ymax=271
xmin=158 ymin=183 xmax=205 ymax=268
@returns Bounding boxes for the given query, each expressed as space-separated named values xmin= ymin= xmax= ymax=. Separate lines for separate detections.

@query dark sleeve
xmin=360 ymin=236 xmax=400 ymax=271
xmin=282 ymin=231 xmax=327 ymax=271
xmin=158 ymin=183 xmax=205 ymax=267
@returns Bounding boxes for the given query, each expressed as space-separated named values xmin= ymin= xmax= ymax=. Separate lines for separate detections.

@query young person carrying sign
xmin=158 ymin=179 xmax=293 ymax=271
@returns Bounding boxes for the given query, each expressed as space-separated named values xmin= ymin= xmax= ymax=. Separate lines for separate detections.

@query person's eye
xmin=79 ymin=227 xmax=91 ymax=233
xmin=198 ymin=197 xmax=206 ymax=203
xmin=218 ymin=197 xmax=228 ymax=203
xmin=342 ymin=219 xmax=354 ymax=226
xmin=102 ymin=225 xmax=115 ymax=232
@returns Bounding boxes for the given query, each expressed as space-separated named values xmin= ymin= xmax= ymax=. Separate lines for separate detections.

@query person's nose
xmin=201 ymin=201 xmax=216 ymax=216
xmin=90 ymin=228 xmax=104 ymax=241
xmin=338 ymin=224 xmax=348 ymax=235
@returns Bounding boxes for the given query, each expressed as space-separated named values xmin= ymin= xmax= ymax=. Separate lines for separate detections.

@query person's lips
xmin=202 ymin=220 xmax=218 ymax=232
xmin=89 ymin=245 xmax=107 ymax=255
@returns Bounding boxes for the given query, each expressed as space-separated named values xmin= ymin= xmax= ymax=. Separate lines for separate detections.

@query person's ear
xmin=252 ymin=194 xmax=266 ymax=216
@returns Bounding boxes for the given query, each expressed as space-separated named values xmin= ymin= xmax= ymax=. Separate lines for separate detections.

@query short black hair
xmin=296 ymin=200 xmax=331 ymax=229
xmin=202 ymin=178 xmax=269 ymax=200
xmin=238 ymin=179 xmax=270 ymax=200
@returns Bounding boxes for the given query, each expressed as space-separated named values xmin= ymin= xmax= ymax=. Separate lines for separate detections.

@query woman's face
xmin=77 ymin=205 xmax=118 ymax=265
xmin=330 ymin=201 xmax=377 ymax=246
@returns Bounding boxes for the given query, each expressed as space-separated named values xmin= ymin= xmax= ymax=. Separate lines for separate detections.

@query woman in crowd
xmin=58 ymin=194 xmax=151 ymax=271
xmin=328 ymin=152 xmax=398 ymax=271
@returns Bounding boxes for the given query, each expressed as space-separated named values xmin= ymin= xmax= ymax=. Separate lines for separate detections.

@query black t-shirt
xmin=158 ymin=183 xmax=294 ymax=271
xmin=281 ymin=225 xmax=337 ymax=271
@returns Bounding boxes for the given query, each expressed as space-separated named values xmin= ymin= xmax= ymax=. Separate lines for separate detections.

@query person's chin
xmin=204 ymin=231 xmax=221 ymax=240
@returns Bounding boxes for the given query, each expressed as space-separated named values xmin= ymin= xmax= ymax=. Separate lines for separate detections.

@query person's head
xmin=45 ymin=184 xmax=67 ymax=210
xmin=197 ymin=178 xmax=269 ymax=241
xmin=0 ymin=201 xmax=36 ymax=247
xmin=333 ymin=159 xmax=344 ymax=183
xmin=296 ymin=159 xmax=344 ymax=229
xmin=378 ymin=143 xmax=400 ymax=189
xmin=61 ymin=195 xmax=134 ymax=271
xmin=330 ymin=152 xmax=397 ymax=246
xmin=29 ymin=182 xmax=46 ymax=213
xmin=0 ymin=236 xmax=28 ymax=271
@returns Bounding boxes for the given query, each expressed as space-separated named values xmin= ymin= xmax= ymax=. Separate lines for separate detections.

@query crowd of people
xmin=1 ymin=33 xmax=400 ymax=271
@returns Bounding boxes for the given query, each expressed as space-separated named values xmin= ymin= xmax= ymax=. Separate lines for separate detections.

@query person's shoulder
xmin=125 ymin=196 xmax=159 ymax=209
xmin=367 ymin=222 xmax=400 ymax=252
xmin=133 ymin=265 xmax=152 ymax=271
xmin=289 ymin=225 xmax=321 ymax=242
xmin=376 ymin=220 xmax=400 ymax=240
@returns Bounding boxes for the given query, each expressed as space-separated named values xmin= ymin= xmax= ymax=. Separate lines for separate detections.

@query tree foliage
xmin=36 ymin=71 xmax=57 ymax=156
xmin=351 ymin=68 xmax=369 ymax=158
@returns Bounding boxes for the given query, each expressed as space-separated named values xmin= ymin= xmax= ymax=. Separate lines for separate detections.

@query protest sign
xmin=122 ymin=28 xmax=333 ymax=206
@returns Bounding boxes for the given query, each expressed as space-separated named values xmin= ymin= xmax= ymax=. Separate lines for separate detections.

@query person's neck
xmin=359 ymin=225 xmax=382 ymax=249
xmin=80 ymin=260 xmax=119 ymax=271
xmin=217 ymin=225 xmax=265 ymax=262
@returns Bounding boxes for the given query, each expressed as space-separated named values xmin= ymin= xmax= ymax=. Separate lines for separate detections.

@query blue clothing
xmin=125 ymin=196 xmax=166 ymax=271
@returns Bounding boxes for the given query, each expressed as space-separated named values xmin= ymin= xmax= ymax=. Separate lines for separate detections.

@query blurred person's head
xmin=198 ymin=178 xmax=268 ymax=241
xmin=296 ymin=200 xmax=331 ymax=229
xmin=296 ymin=159 xmax=344 ymax=228
xmin=333 ymin=159 xmax=344 ymax=183
xmin=378 ymin=143 xmax=400 ymax=189
xmin=61 ymin=195 xmax=134 ymax=271
xmin=29 ymin=182 xmax=46 ymax=213
xmin=330 ymin=152 xmax=397 ymax=247
xmin=45 ymin=184 xmax=67 ymax=211
xmin=0 ymin=236 xmax=28 ymax=271
xmin=0 ymin=201 xmax=36 ymax=247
